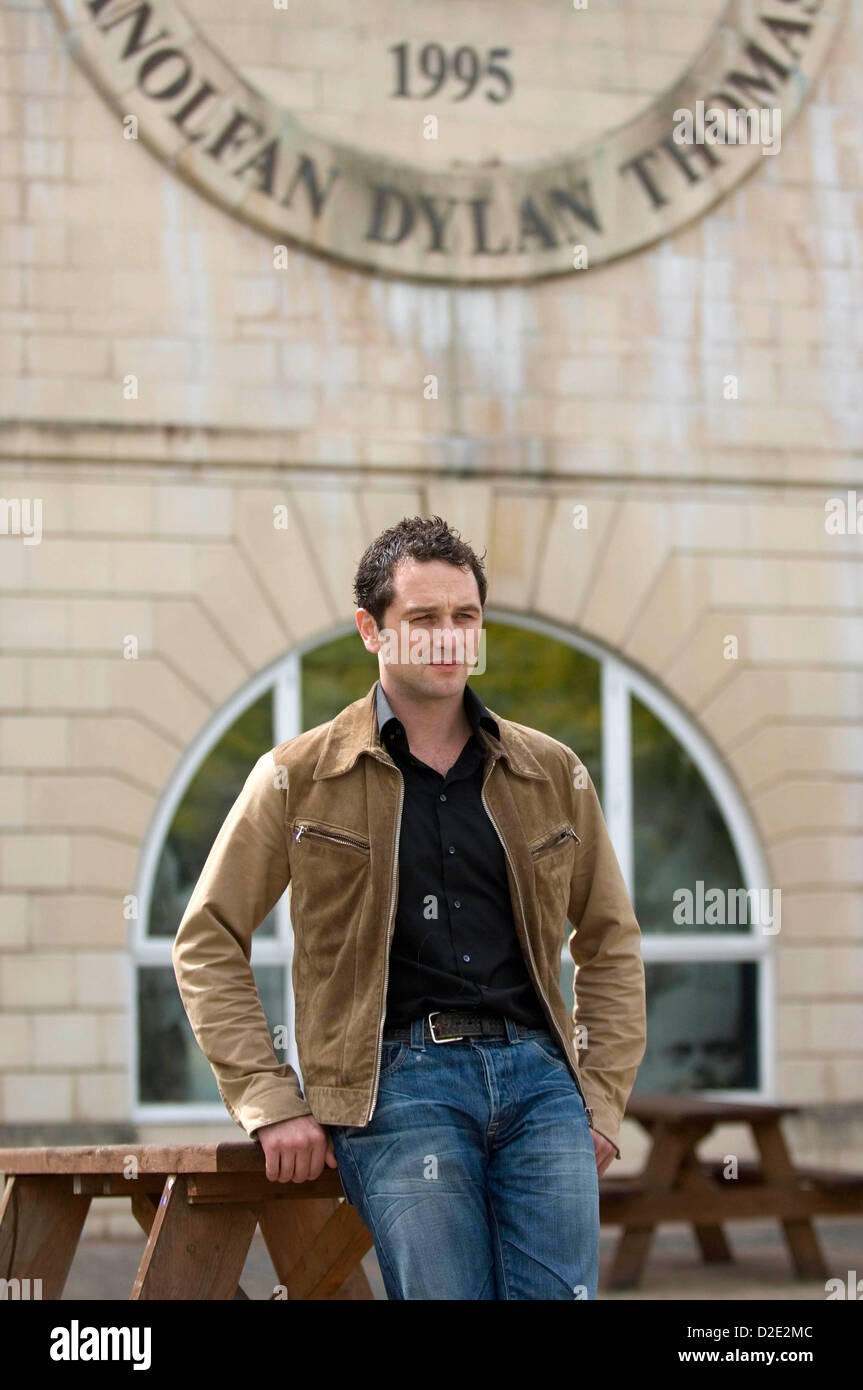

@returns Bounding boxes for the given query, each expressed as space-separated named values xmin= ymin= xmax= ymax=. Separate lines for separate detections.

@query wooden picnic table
xmin=0 ymin=1143 xmax=374 ymax=1300
xmin=598 ymin=1092 xmax=863 ymax=1290
xmin=3 ymin=1096 xmax=861 ymax=1298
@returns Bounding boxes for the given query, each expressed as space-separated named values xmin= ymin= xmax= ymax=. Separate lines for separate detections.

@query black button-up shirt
xmin=376 ymin=679 xmax=547 ymax=1030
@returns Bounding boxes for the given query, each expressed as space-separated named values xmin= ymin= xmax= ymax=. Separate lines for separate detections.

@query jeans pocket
xmin=378 ymin=1040 xmax=409 ymax=1078
xmin=525 ymin=1034 xmax=569 ymax=1069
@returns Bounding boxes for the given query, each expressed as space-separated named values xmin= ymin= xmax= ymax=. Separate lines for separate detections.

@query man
xmin=172 ymin=514 xmax=646 ymax=1299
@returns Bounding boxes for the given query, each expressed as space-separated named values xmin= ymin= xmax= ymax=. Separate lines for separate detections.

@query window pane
xmin=468 ymin=620 xmax=602 ymax=804
xmin=631 ymin=694 xmax=745 ymax=933
xmin=301 ymin=635 xmax=379 ymax=730
xmin=560 ymin=944 xmax=575 ymax=1015
xmin=148 ymin=689 xmax=277 ymax=937
xmin=138 ymin=963 xmax=285 ymax=1103
xmin=633 ymin=960 xmax=759 ymax=1092
xmin=560 ymin=943 xmax=759 ymax=1090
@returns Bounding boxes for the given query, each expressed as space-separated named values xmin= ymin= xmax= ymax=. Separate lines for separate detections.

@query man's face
xmin=356 ymin=558 xmax=483 ymax=702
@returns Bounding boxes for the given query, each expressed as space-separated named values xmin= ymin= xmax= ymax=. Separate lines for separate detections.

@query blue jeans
xmin=328 ymin=1017 xmax=600 ymax=1300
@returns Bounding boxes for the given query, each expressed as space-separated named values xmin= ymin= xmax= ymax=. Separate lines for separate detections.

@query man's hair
xmin=353 ymin=515 xmax=488 ymax=628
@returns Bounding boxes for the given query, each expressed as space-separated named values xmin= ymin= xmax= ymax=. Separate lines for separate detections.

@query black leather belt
xmin=383 ymin=1010 xmax=545 ymax=1044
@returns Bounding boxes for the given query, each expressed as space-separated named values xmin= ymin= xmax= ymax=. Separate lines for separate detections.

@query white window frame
xmin=130 ymin=612 xmax=774 ymax=1123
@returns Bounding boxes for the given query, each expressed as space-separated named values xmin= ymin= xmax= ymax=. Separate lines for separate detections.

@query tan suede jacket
xmin=172 ymin=678 xmax=646 ymax=1158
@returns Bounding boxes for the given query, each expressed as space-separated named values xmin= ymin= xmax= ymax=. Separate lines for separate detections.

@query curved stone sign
xmin=50 ymin=0 xmax=843 ymax=282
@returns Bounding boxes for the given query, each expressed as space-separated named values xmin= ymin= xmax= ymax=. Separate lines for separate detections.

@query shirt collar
xmin=375 ymin=677 xmax=499 ymax=747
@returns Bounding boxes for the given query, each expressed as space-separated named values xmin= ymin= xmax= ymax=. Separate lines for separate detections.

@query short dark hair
xmin=353 ymin=515 xmax=488 ymax=628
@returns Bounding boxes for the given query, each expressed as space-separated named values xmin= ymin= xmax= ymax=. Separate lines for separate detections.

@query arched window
xmin=132 ymin=614 xmax=774 ymax=1123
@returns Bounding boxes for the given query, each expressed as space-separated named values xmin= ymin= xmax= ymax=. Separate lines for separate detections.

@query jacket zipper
xmin=481 ymin=759 xmax=594 ymax=1129
xmin=294 ymin=823 xmax=370 ymax=852
xmin=531 ymin=825 xmax=580 ymax=859
xmin=366 ymin=765 xmax=405 ymax=1123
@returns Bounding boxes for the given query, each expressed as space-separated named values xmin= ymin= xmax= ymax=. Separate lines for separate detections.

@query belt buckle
xmin=428 ymin=1010 xmax=464 ymax=1044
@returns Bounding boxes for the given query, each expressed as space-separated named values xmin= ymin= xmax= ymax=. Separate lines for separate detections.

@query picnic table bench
xmin=2 ymin=1095 xmax=860 ymax=1297
xmin=600 ymin=1093 xmax=863 ymax=1290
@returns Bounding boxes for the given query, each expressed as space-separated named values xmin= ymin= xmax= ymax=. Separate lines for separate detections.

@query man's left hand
xmin=592 ymin=1129 xmax=617 ymax=1177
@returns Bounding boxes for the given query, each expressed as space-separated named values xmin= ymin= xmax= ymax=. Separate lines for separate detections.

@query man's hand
xmin=591 ymin=1129 xmax=617 ymax=1177
xmin=255 ymin=1115 xmax=340 ymax=1183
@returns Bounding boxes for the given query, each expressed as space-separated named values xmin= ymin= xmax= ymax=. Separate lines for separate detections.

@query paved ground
xmin=60 ymin=1215 xmax=862 ymax=1300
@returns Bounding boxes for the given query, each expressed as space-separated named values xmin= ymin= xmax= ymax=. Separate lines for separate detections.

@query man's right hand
xmin=255 ymin=1114 xmax=340 ymax=1183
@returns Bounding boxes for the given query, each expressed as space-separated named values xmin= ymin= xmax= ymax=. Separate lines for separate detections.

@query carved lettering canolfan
xmin=51 ymin=0 xmax=842 ymax=282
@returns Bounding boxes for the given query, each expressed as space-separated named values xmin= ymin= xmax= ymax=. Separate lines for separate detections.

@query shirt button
xmin=448 ymin=845 xmax=455 ymax=854
xmin=439 ymin=793 xmax=447 ymax=801
xmin=463 ymin=954 xmax=470 ymax=962
xmin=454 ymin=900 xmax=461 ymax=909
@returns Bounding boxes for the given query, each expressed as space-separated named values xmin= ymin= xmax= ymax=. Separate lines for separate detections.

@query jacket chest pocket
xmin=292 ymin=820 xmax=371 ymax=855
xmin=289 ymin=819 xmax=372 ymax=964
xmin=528 ymin=823 xmax=578 ymax=920
xmin=529 ymin=823 xmax=579 ymax=861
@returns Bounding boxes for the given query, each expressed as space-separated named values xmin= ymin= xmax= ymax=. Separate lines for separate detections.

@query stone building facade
xmin=1 ymin=0 xmax=861 ymax=1237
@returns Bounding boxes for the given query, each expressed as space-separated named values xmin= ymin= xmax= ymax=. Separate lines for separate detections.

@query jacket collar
xmin=312 ymin=677 xmax=549 ymax=781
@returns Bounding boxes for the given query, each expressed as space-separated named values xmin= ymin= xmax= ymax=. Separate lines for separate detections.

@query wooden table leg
xmin=606 ymin=1121 xmax=708 ymax=1291
xmin=131 ymin=1191 xmax=252 ymax=1300
xmin=0 ymin=1174 xmax=91 ymax=1299
xmin=254 ymin=1196 xmax=375 ymax=1300
xmin=131 ymin=1175 xmax=257 ymax=1300
xmin=130 ymin=1192 xmax=159 ymax=1241
xmin=677 ymin=1151 xmax=734 ymax=1264
xmin=753 ymin=1119 xmax=828 ymax=1279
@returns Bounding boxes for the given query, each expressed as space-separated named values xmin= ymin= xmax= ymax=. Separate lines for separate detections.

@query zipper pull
xmin=294 ymin=824 xmax=306 ymax=842
xmin=585 ymin=1106 xmax=594 ymax=1127
xmin=567 ymin=825 xmax=581 ymax=844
